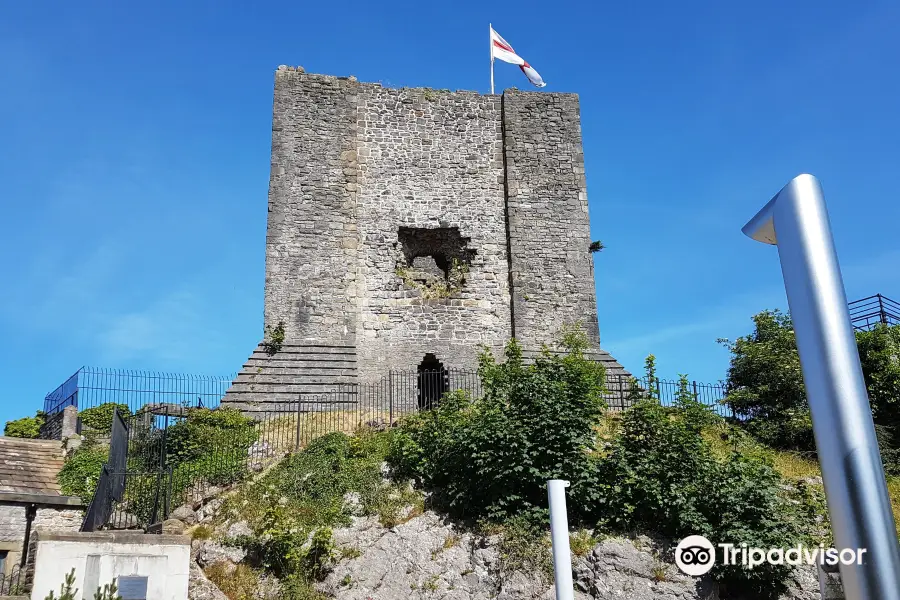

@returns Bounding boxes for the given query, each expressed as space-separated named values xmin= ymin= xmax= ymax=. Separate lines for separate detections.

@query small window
xmin=0 ymin=550 xmax=7 ymax=574
xmin=117 ymin=576 xmax=148 ymax=600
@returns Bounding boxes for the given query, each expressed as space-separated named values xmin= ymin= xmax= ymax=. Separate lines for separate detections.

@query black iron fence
xmin=43 ymin=367 xmax=235 ymax=416
xmin=0 ymin=565 xmax=26 ymax=596
xmin=74 ymin=368 xmax=736 ymax=531
xmin=604 ymin=373 xmax=731 ymax=416
xmin=849 ymin=294 xmax=900 ymax=331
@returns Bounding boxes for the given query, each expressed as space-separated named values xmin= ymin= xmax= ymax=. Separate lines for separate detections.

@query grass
xmin=205 ymin=562 xmax=260 ymax=600
xmin=569 ymin=530 xmax=598 ymax=557
xmin=340 ymin=547 xmax=362 ymax=560
xmin=191 ymin=524 xmax=214 ymax=540
xmin=443 ymin=532 xmax=461 ymax=549
xmin=699 ymin=419 xmax=900 ymax=536
xmin=375 ymin=485 xmax=424 ymax=528
xmin=423 ymin=574 xmax=440 ymax=592
xmin=254 ymin=410 xmax=396 ymax=456
xmin=216 ymin=429 xmax=426 ymax=588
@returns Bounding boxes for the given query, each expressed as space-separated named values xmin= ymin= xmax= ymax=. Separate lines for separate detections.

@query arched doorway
xmin=417 ymin=354 xmax=448 ymax=411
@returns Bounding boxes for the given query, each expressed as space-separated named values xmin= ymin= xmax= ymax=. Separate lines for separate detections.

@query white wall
xmin=30 ymin=532 xmax=189 ymax=600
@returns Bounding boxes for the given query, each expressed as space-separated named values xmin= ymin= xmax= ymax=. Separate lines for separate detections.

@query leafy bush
xmin=164 ymin=407 xmax=257 ymax=466
xmin=721 ymin=310 xmax=900 ymax=471
xmin=4 ymin=410 xmax=45 ymax=438
xmin=79 ymin=403 xmax=132 ymax=434
xmin=388 ymin=329 xmax=823 ymax=596
xmin=57 ymin=442 xmax=108 ymax=501
xmin=582 ymin=399 xmax=816 ymax=596
xmin=390 ymin=328 xmax=606 ymax=522
xmin=204 ymin=562 xmax=261 ymax=600
xmin=719 ymin=310 xmax=809 ymax=449
xmin=857 ymin=323 xmax=900 ymax=436
xmin=224 ymin=429 xmax=415 ymax=583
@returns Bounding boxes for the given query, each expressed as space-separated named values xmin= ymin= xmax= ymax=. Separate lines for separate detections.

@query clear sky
xmin=2 ymin=1 xmax=900 ymax=425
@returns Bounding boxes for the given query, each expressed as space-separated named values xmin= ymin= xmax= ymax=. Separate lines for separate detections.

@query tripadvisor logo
xmin=674 ymin=535 xmax=868 ymax=577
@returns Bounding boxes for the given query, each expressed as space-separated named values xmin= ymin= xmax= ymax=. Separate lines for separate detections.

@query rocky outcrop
xmin=171 ymin=492 xmax=829 ymax=600
xmin=321 ymin=512 xmax=825 ymax=600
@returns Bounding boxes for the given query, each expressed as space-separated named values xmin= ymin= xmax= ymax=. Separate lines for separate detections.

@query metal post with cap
xmin=547 ymin=479 xmax=575 ymax=600
xmin=742 ymin=173 xmax=900 ymax=599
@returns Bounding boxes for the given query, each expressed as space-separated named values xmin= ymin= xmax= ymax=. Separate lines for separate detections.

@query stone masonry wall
xmin=245 ymin=69 xmax=624 ymax=399
xmin=264 ymin=68 xmax=360 ymax=343
xmin=0 ymin=505 xmax=26 ymax=544
xmin=353 ymin=86 xmax=511 ymax=378
xmin=0 ymin=505 xmax=81 ymax=569
xmin=502 ymin=90 xmax=601 ymax=349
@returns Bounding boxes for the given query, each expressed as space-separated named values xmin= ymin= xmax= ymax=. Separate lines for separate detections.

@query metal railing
xmin=849 ymin=294 xmax=900 ymax=331
xmin=0 ymin=565 xmax=26 ymax=596
xmin=76 ymin=368 xmax=736 ymax=531
xmin=43 ymin=367 xmax=235 ymax=416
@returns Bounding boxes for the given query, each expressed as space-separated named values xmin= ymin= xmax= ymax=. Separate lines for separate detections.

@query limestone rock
xmin=197 ymin=540 xmax=246 ymax=568
xmin=196 ymin=498 xmax=223 ymax=523
xmin=171 ymin=504 xmax=197 ymax=524
xmin=343 ymin=492 xmax=364 ymax=516
xmin=317 ymin=510 xmax=823 ymax=600
xmin=188 ymin=562 xmax=229 ymax=600
xmin=226 ymin=520 xmax=253 ymax=539
xmin=162 ymin=518 xmax=186 ymax=535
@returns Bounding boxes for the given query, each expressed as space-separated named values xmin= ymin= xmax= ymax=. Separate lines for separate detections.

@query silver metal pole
xmin=742 ymin=173 xmax=900 ymax=599
xmin=547 ymin=479 xmax=575 ymax=600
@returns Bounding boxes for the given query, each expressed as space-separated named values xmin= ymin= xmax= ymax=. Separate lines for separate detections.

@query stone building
xmin=223 ymin=68 xmax=628 ymax=410
xmin=0 ymin=436 xmax=82 ymax=581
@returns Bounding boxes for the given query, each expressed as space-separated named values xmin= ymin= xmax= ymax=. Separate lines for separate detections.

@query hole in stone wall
xmin=395 ymin=227 xmax=476 ymax=298
xmin=417 ymin=353 xmax=448 ymax=410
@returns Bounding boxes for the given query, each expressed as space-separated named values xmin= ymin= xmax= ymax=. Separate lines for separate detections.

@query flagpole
xmin=489 ymin=23 xmax=495 ymax=94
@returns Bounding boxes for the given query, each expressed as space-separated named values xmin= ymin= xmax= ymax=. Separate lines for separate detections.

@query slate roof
xmin=0 ymin=437 xmax=66 ymax=497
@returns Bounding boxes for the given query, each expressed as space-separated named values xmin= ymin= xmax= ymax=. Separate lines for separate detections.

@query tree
xmin=856 ymin=323 xmax=900 ymax=432
xmin=4 ymin=411 xmax=45 ymax=438
xmin=718 ymin=310 xmax=812 ymax=449
xmin=721 ymin=310 xmax=900 ymax=461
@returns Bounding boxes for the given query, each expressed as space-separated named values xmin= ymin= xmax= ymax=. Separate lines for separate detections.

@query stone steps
xmin=223 ymin=341 xmax=633 ymax=413
xmin=520 ymin=348 xmax=630 ymax=379
xmin=233 ymin=367 xmax=356 ymax=383
xmin=227 ymin=381 xmax=358 ymax=395
xmin=222 ymin=342 xmax=360 ymax=410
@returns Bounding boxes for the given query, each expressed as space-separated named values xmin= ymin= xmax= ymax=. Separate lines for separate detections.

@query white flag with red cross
xmin=490 ymin=25 xmax=546 ymax=91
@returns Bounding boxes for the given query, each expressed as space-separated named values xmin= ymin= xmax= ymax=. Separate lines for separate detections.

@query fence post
xmin=389 ymin=371 xmax=394 ymax=425
xmin=692 ymin=380 xmax=698 ymax=401
xmin=160 ymin=406 xmax=169 ymax=471
xmin=164 ymin=466 xmax=174 ymax=520
xmin=295 ymin=396 xmax=302 ymax=451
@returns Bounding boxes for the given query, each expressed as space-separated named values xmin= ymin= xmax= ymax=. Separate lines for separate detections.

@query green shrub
xmin=225 ymin=429 xmax=413 ymax=582
xmin=4 ymin=410 xmax=45 ymax=438
xmin=57 ymin=442 xmax=108 ymax=501
xmin=722 ymin=311 xmax=900 ymax=471
xmin=79 ymin=403 xmax=132 ymax=433
xmin=857 ymin=323 xmax=900 ymax=438
xmin=583 ymin=399 xmax=813 ymax=597
xmin=164 ymin=407 xmax=257 ymax=466
xmin=390 ymin=328 xmax=606 ymax=522
xmin=719 ymin=310 xmax=809 ymax=449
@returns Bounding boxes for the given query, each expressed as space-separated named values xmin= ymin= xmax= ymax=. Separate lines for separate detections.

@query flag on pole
xmin=490 ymin=26 xmax=546 ymax=89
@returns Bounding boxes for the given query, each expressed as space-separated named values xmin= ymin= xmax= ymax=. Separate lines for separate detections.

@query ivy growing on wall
xmin=395 ymin=258 xmax=469 ymax=300
xmin=262 ymin=321 xmax=286 ymax=356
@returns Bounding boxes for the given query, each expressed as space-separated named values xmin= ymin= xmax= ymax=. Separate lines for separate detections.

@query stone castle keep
xmin=223 ymin=67 xmax=626 ymax=409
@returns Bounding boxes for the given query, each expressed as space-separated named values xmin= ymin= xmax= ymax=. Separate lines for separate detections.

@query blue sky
xmin=2 ymin=1 xmax=900 ymax=425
